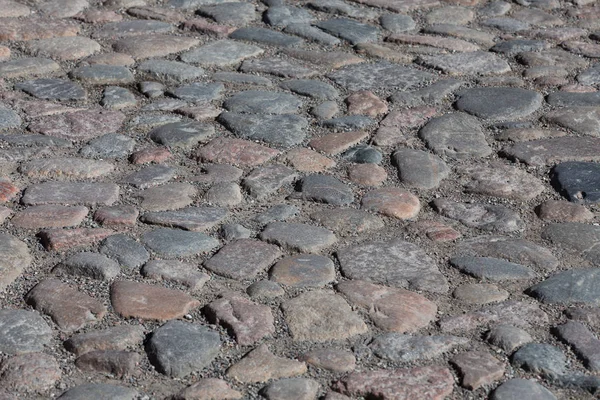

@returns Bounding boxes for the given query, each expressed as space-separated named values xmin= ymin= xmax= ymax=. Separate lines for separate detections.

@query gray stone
xmin=197 ymin=2 xmax=256 ymax=25
xmin=138 ymin=60 xmax=204 ymax=83
xmin=168 ymin=82 xmax=224 ymax=102
xmin=0 ymin=106 xmax=21 ymax=130
xmin=0 ymin=58 xmax=61 ymax=79
xmin=100 ymin=234 xmax=150 ymax=270
xmin=512 ymin=343 xmax=566 ymax=378
xmin=0 ymin=134 xmax=71 ymax=148
xmin=293 ymin=174 xmax=354 ymax=206
xmin=246 ymin=280 xmax=285 ymax=299
xmin=142 ymin=207 xmax=227 ymax=232
xmin=142 ymin=228 xmax=219 ymax=258
xmin=261 ymin=222 xmax=337 ymax=253
xmin=544 ymin=107 xmax=600 ymax=136
xmin=418 ymin=51 xmax=511 ymax=76
xmin=54 ymin=252 xmax=120 ymax=280
xmin=221 ymin=223 xmax=252 ymax=241
xmin=212 ymin=72 xmax=273 ymax=86
xmin=337 ymin=238 xmax=449 ymax=293
xmin=224 ymin=91 xmax=302 ymax=114
xmin=131 ymin=114 xmax=183 ymax=129
xmin=122 ymin=165 xmax=176 ymax=189
xmin=16 ymin=78 xmax=85 ymax=100
xmin=547 ymin=92 xmax=600 ymax=107
xmin=486 ymin=324 xmax=533 ymax=353
xmin=542 ymin=222 xmax=600 ymax=266
xmin=423 ymin=25 xmax=496 ymax=46
xmin=527 ymin=267 xmax=600 ymax=306
xmin=218 ymin=112 xmax=307 ymax=147
xmin=310 ymin=208 xmax=384 ymax=236
xmin=139 ymin=81 xmax=164 ymax=98
xmin=0 ymin=233 xmax=31 ymax=292
xmin=551 ymin=162 xmax=600 ymax=203
xmin=554 ymin=320 xmax=600 ymax=371
xmin=433 ymin=199 xmax=524 ymax=233
xmin=240 ymin=57 xmax=317 ymax=79
xmin=270 ymin=254 xmax=335 ymax=287
xmin=283 ymin=24 xmax=340 ymax=45
xmin=455 ymin=87 xmax=543 ymax=121
xmin=578 ymin=64 xmax=600 ymax=85
xmin=80 ymin=134 xmax=135 ymax=159
xmin=22 ymin=182 xmax=119 ymax=206
xmin=380 ymin=13 xmax=416 ymax=33
xmin=147 ymin=320 xmax=221 ymax=378
xmin=280 ymin=79 xmax=339 ymax=100
xmin=491 ymin=379 xmax=556 ymax=400
xmin=392 ymin=148 xmax=449 ymax=189
xmin=265 ymin=6 xmax=314 ymax=27
xmin=342 ymin=145 xmax=382 ymax=164
xmin=482 ymin=17 xmax=530 ymax=32
xmin=492 ymin=39 xmax=549 ymax=55
xmin=149 ymin=121 xmax=214 ymax=149
xmin=322 ymin=116 xmax=376 ymax=130
xmin=70 ymin=65 xmax=134 ymax=85
xmin=254 ymin=204 xmax=299 ymax=224
xmin=0 ymin=310 xmax=52 ymax=355
xmin=261 ymin=378 xmax=320 ymax=400
xmin=419 ymin=113 xmax=492 ymax=159
xmin=19 ymin=157 xmax=114 ymax=180
xmin=204 ymin=239 xmax=281 ymax=280
xmin=94 ymin=20 xmax=173 ymax=38
xmin=328 ymin=62 xmax=436 ymax=91
xmin=390 ymin=79 xmax=465 ymax=107
xmin=315 ymin=18 xmax=380 ymax=44
xmin=101 ymin=86 xmax=137 ymax=109
xmin=58 ymin=384 xmax=138 ymax=400
xmin=370 ymin=333 xmax=469 ymax=362
xmin=230 ymin=27 xmax=303 ymax=47
xmin=450 ymin=256 xmax=537 ymax=281
xmin=243 ymin=164 xmax=297 ymax=199
xmin=504 ymin=137 xmax=600 ymax=166
xmin=307 ymin=0 xmax=378 ymax=19
xmin=460 ymin=164 xmax=545 ymax=201
xmin=180 ymin=40 xmax=263 ymax=67
xmin=141 ymin=260 xmax=209 ymax=291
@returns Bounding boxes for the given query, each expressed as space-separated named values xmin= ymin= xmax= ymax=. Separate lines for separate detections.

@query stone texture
xmin=27 ymin=37 xmax=100 ymax=61
xmin=0 ymin=310 xmax=52 ymax=355
xmin=262 ymin=378 xmax=320 ymax=400
xmin=433 ymin=198 xmax=524 ymax=233
xmin=299 ymin=349 xmax=356 ymax=373
xmin=536 ymin=200 xmax=594 ymax=222
xmin=54 ymin=252 xmax=119 ymax=280
xmin=544 ymin=107 xmax=600 ymax=136
xmin=328 ymin=62 xmax=435 ymax=92
xmin=204 ymin=239 xmax=281 ymax=280
xmin=270 ymin=254 xmax=335 ymax=287
xmin=455 ymin=87 xmax=542 ymax=121
xmin=243 ymin=164 xmax=297 ymax=199
xmin=392 ymin=149 xmax=449 ymax=189
xmin=310 ymin=208 xmax=384 ymax=236
xmin=16 ymin=79 xmax=85 ymax=101
xmin=0 ymin=353 xmax=61 ymax=393
xmin=486 ymin=324 xmax=533 ymax=353
xmin=551 ymin=161 xmax=600 ymax=204
xmin=0 ymin=18 xmax=79 ymax=41
xmin=197 ymin=137 xmax=279 ymax=167
xmin=512 ymin=343 xmax=566 ymax=378
xmin=460 ymin=164 xmax=545 ymax=201
xmin=57 ymin=384 xmax=138 ymax=400
xmin=226 ymin=344 xmax=306 ymax=383
xmin=137 ymin=183 xmax=194 ymax=211
xmin=370 ymin=333 xmax=469 ymax=363
xmin=260 ymin=222 xmax=336 ymax=253
xmin=361 ymin=187 xmax=420 ymax=220
xmin=219 ymin=112 xmax=307 ymax=148
xmin=554 ymin=320 xmax=600 ymax=371
xmin=28 ymin=109 xmax=125 ymax=141
xmin=293 ymin=174 xmax=353 ymax=205
xmin=453 ymin=283 xmax=509 ymax=304
xmin=75 ymin=350 xmax=140 ymax=378
xmin=491 ymin=379 xmax=557 ymax=400
xmin=450 ymin=256 xmax=536 ymax=281
xmin=174 ymin=379 xmax=242 ymax=400
xmin=113 ymin=35 xmax=199 ymax=59
xmin=504 ymin=137 xmax=600 ymax=166
xmin=142 ymin=228 xmax=219 ymax=258
xmin=64 ymin=325 xmax=145 ymax=356
xmin=451 ymin=351 xmax=505 ymax=390
xmin=20 ymin=158 xmax=114 ymax=180
xmin=0 ymin=233 xmax=32 ymax=292
xmin=94 ymin=206 xmax=138 ymax=227
xmin=38 ymin=228 xmax=114 ymax=251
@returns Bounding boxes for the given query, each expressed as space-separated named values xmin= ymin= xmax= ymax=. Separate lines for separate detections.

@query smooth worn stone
xmin=563 ymin=41 xmax=600 ymax=58
xmin=346 ymin=91 xmax=387 ymax=117
xmin=486 ymin=324 xmax=533 ymax=353
xmin=555 ymin=320 xmax=600 ymax=371
xmin=149 ymin=121 xmax=214 ymax=149
xmin=578 ymin=64 xmax=600 ymax=86
xmin=20 ymin=157 xmax=114 ymax=180
xmin=262 ymin=378 xmax=320 ymax=400
xmin=81 ymin=134 xmax=134 ymax=159
xmin=310 ymin=131 xmax=369 ymax=155
xmin=240 ymin=57 xmax=317 ymax=79
xmin=0 ymin=309 xmax=52 ymax=354
xmin=460 ymin=164 xmax=545 ymax=201
xmin=390 ymin=79 xmax=465 ymax=107
xmin=361 ymin=187 xmax=420 ymax=220
xmin=0 ymin=106 xmax=20 ymax=130
xmin=85 ymin=52 xmax=135 ymax=66
xmin=457 ymin=235 xmax=558 ymax=271
xmin=299 ymin=349 xmax=356 ymax=373
xmin=230 ymin=27 xmax=303 ymax=47
xmin=147 ymin=320 xmax=220 ymax=378
xmin=28 ymin=109 xmax=125 ymax=141
xmin=0 ymin=0 xmax=30 ymax=17
xmin=144 ymin=98 xmax=201 ymax=112
xmin=227 ymin=344 xmax=307 ymax=383
xmin=426 ymin=6 xmax=473 ymax=24
xmin=27 ymin=37 xmax=100 ymax=61
xmin=270 ymin=254 xmax=335 ymax=287
xmin=246 ymin=280 xmax=284 ymax=299
xmin=528 ymin=266 xmax=600 ymax=306
xmin=54 ymin=252 xmax=120 ymax=281
xmin=551 ymin=162 xmax=600 ymax=203
xmin=547 ymin=92 xmax=600 ymax=107
xmin=280 ymin=79 xmax=339 ymax=100
xmin=328 ymin=62 xmax=435 ymax=91
xmin=0 ymin=206 xmax=10 ymax=223
xmin=482 ymin=17 xmax=530 ymax=32
xmin=174 ymin=378 xmax=242 ymax=400
xmin=316 ymin=18 xmax=380 ymax=44
xmin=197 ymin=137 xmax=279 ymax=167
xmin=64 ymin=325 xmax=144 ymax=357
xmin=518 ymin=48 xmax=588 ymax=69
xmin=542 ymin=222 xmax=600 ymax=266
xmin=310 ymin=208 xmax=384 ymax=236
xmin=293 ymin=174 xmax=353 ymax=206
xmin=265 ymin=5 xmax=314 ymax=27
xmin=168 ymin=82 xmax=224 ymax=102
xmin=181 ymin=17 xmax=237 ymax=37
xmin=504 ymin=137 xmax=600 ymax=166
xmin=204 ymin=239 xmax=281 ymax=280
xmin=453 ymin=284 xmax=509 ymax=304
xmin=389 ymin=33 xmax=479 ymax=52
xmin=143 ymin=206 xmax=227 ymax=232
xmin=0 ymin=352 xmax=61 ymax=393
xmin=197 ymin=2 xmax=256 ymax=25
xmin=244 ymin=164 xmax=295 ymax=198
xmin=566 ymin=307 xmax=600 ymax=329
xmin=111 ymin=280 xmax=200 ymax=321
xmin=451 ymin=351 xmax=505 ymax=390
xmin=139 ymin=182 xmax=195 ymax=211
xmin=219 ymin=112 xmax=307 ymax=148
xmin=224 ymin=91 xmax=302 ymax=115
xmin=380 ymin=13 xmax=416 ymax=32
xmin=371 ymin=333 xmax=468 ymax=364
xmin=25 ymin=279 xmax=106 ymax=332
xmin=348 ymin=164 xmax=387 ymax=186
xmin=75 ymin=350 xmax=140 ymax=378
xmin=22 ymin=182 xmax=119 ymax=206
xmin=286 ymin=148 xmax=335 ymax=172
xmin=392 ymin=148 xmax=449 ymax=190
xmin=337 ymin=238 xmax=448 ymax=293
xmin=138 ymin=60 xmax=203 ymax=83
xmin=94 ymin=206 xmax=138 ymax=227
xmin=142 ymin=260 xmax=209 ymax=291
xmin=126 ymin=6 xmax=183 ymax=22
xmin=0 ymin=17 xmax=79 ymax=41
xmin=411 ymin=220 xmax=462 ymax=242
xmin=94 ymin=20 xmax=173 ymax=38
xmin=212 ymin=71 xmax=273 ymax=86
xmin=450 ymin=256 xmax=536 ymax=281
xmin=130 ymin=147 xmax=171 ymax=165
xmin=335 ymin=366 xmax=454 ymax=400
xmin=113 ymin=35 xmax=199 ymax=59
xmin=205 ymin=293 xmax=274 ymax=345
xmin=38 ymin=228 xmax=113 ymax=251
xmin=418 ymin=51 xmax=510 ymax=76
xmin=439 ymin=301 xmax=548 ymax=333
xmin=253 ymin=204 xmax=299 ymax=224
xmin=36 ymin=0 xmax=89 ymax=18
xmin=455 ymin=87 xmax=543 ymax=121
xmin=175 ymin=105 xmax=221 ymax=121
xmin=0 ymin=58 xmax=61 ymax=79
xmin=544 ymin=107 xmax=600 ymax=136
xmin=191 ymin=164 xmax=242 ymax=184
xmin=282 ymin=291 xmax=368 ymax=342
xmin=100 ymin=234 xmax=149 ymax=270
xmin=422 ymin=24 xmax=495 ymax=46
xmin=12 ymin=205 xmax=87 ymax=229
xmin=433 ymin=199 xmax=524 ymax=233
xmin=282 ymin=49 xmax=363 ymax=69
xmin=419 ymin=113 xmax=491 ymax=159
xmin=492 ymin=39 xmax=549 ymax=55
xmin=512 ymin=343 xmax=566 ymax=378
xmin=536 ymin=200 xmax=593 ymax=222
xmin=0 ymin=133 xmax=71 ymax=147
xmin=338 ymin=280 xmax=437 ymax=333
xmin=142 ymin=228 xmax=219 ymax=258
xmin=260 ymin=222 xmax=336 ymax=253
xmin=57 ymin=383 xmax=138 ymax=400
xmin=284 ymin=23 xmax=341 ymax=45
xmin=16 ymin=78 xmax=85 ymax=101
xmin=490 ymin=379 xmax=557 ymax=400
xmin=181 ymin=39 xmax=263 ymax=67
xmin=123 ymin=165 xmax=176 ymax=189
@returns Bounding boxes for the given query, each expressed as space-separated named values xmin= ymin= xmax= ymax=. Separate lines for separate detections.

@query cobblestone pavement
xmin=2 ymin=0 xmax=600 ymax=399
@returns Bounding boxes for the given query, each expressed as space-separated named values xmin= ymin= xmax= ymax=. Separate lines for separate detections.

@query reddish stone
xmin=130 ymin=147 xmax=171 ymax=164
xmin=451 ymin=351 xmax=505 ymax=390
xmin=563 ymin=41 xmax=600 ymax=58
xmin=190 ymin=164 xmax=243 ymax=184
xmin=346 ymin=91 xmax=388 ymax=117
xmin=388 ymin=34 xmax=479 ymax=52
xmin=0 ymin=18 xmax=79 ymax=41
xmin=175 ymin=378 xmax=242 ymax=400
xmin=197 ymin=137 xmax=279 ymax=167
xmin=138 ymin=183 xmax=196 ymax=212
xmin=64 ymin=325 xmax=146 ymax=356
xmin=111 ymin=280 xmax=200 ymax=321
xmin=411 ymin=220 xmax=462 ymax=242
xmin=17 ymin=100 xmax=84 ymax=117
xmin=286 ymin=148 xmax=335 ymax=172
xmin=300 ymin=349 xmax=356 ymax=373
xmin=226 ymin=344 xmax=307 ymax=383
xmin=309 ymin=131 xmax=369 ymax=155
xmin=355 ymin=43 xmax=414 ymax=64
xmin=0 ymin=180 xmax=19 ymax=203
xmin=38 ymin=228 xmax=114 ymax=251
xmin=0 ymin=353 xmax=61 ymax=393
xmin=12 ymin=205 xmax=88 ymax=229
xmin=127 ymin=7 xmax=184 ymax=23
xmin=28 ymin=109 xmax=126 ymax=141
xmin=175 ymin=105 xmax=221 ymax=121
xmin=93 ymin=205 xmax=138 ymax=227
xmin=182 ymin=18 xmax=237 ymax=37
xmin=536 ymin=200 xmax=594 ymax=222
xmin=0 ymin=0 xmax=30 ymax=17
xmin=0 ymin=46 xmax=9 ymax=61
xmin=348 ymin=164 xmax=387 ymax=186
xmin=375 ymin=106 xmax=437 ymax=146
xmin=75 ymin=350 xmax=141 ymax=378
xmin=361 ymin=188 xmax=420 ymax=220
xmin=25 ymin=279 xmax=106 ymax=332
xmin=561 ymin=84 xmax=597 ymax=93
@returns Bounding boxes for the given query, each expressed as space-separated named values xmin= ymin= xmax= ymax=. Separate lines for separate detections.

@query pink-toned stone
xmin=127 ymin=7 xmax=184 ymax=23
xmin=16 ymin=100 xmax=84 ymax=117
xmin=226 ymin=344 xmax=307 ymax=384
xmin=75 ymin=350 xmax=141 ymax=378
xmin=204 ymin=293 xmax=275 ymax=345
xmin=309 ymin=131 xmax=369 ymax=155
xmin=25 ymin=278 xmax=106 ymax=332
xmin=12 ymin=205 xmax=88 ymax=229
xmin=175 ymin=378 xmax=242 ymax=400
xmin=388 ymin=34 xmax=479 ymax=52
xmin=84 ymin=52 xmax=135 ymax=66
xmin=74 ymin=9 xmax=122 ymax=23
xmin=496 ymin=128 xmax=566 ymax=142
xmin=348 ymin=164 xmax=387 ymax=186
xmin=563 ymin=41 xmax=600 ymax=58
xmin=537 ymin=200 xmax=595 ymax=222
xmin=182 ymin=18 xmax=237 ymax=37
xmin=337 ymin=280 xmax=437 ymax=333
xmin=0 ymin=0 xmax=31 ymax=17
xmin=285 ymin=148 xmax=335 ymax=172
xmin=411 ymin=220 xmax=462 ymax=242
xmin=191 ymin=164 xmax=243 ymax=184
xmin=197 ymin=137 xmax=279 ymax=167
xmin=453 ymin=284 xmax=509 ymax=305
xmin=0 ymin=353 xmax=61 ymax=393
xmin=0 ymin=180 xmax=19 ymax=202
xmin=93 ymin=205 xmax=138 ymax=227
xmin=0 ymin=206 xmax=11 ymax=223
xmin=450 ymin=351 xmax=505 ymax=390
xmin=361 ymin=187 xmax=420 ymax=220
xmin=38 ymin=228 xmax=114 ymax=251
xmin=28 ymin=109 xmax=126 ymax=141
xmin=335 ymin=366 xmax=454 ymax=400
xmin=560 ymin=84 xmax=597 ymax=93
xmin=346 ymin=91 xmax=388 ymax=117
xmin=130 ymin=147 xmax=171 ymax=164
xmin=0 ymin=46 xmax=9 ymax=61
xmin=64 ymin=325 xmax=146 ymax=356
xmin=27 ymin=37 xmax=101 ymax=61
xmin=355 ymin=43 xmax=414 ymax=64
xmin=300 ymin=349 xmax=356 ymax=373
xmin=138 ymin=183 xmax=196 ymax=212
xmin=0 ymin=18 xmax=79 ymax=41
xmin=110 ymin=280 xmax=201 ymax=321
xmin=113 ymin=35 xmax=199 ymax=59
xmin=176 ymin=105 xmax=221 ymax=121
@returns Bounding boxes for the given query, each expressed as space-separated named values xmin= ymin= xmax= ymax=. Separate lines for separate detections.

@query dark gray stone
xmin=293 ymin=174 xmax=354 ymax=206
xmin=100 ymin=234 xmax=150 ymax=270
xmin=551 ymin=162 xmax=600 ymax=204
xmin=433 ymin=199 xmax=524 ymax=233
xmin=139 ymin=81 xmax=164 ymax=98
xmin=22 ymin=182 xmax=119 ymax=206
xmin=167 ymin=82 xmax=224 ymax=102
xmin=315 ymin=18 xmax=380 ymax=44
xmin=80 ymin=134 xmax=135 ymax=159
xmin=0 ymin=106 xmax=21 ymax=130
xmin=544 ymin=107 xmax=600 ymax=137
xmin=243 ymin=164 xmax=297 ymax=199
xmin=328 ymin=62 xmax=436 ymax=91
xmin=94 ymin=20 xmax=173 ymax=38
xmin=269 ymin=254 xmax=335 ymax=287
xmin=58 ymin=384 xmax=138 ymax=400
xmin=503 ymin=137 xmax=600 ymax=166
xmin=220 ymin=224 xmax=252 ymax=241
xmin=554 ymin=321 xmax=600 ymax=371
xmin=392 ymin=148 xmax=449 ymax=190
xmin=142 ymin=228 xmax=220 ymax=257
xmin=450 ymin=256 xmax=537 ymax=281
xmin=224 ymin=91 xmax=302 ymax=114
xmin=417 ymin=51 xmax=511 ymax=76
xmin=547 ymin=92 xmax=600 ymax=107
xmin=542 ymin=222 xmax=600 ymax=266
xmin=577 ymin=64 xmax=600 ymax=86
xmin=380 ymin=13 xmax=416 ymax=33
xmin=261 ymin=378 xmax=320 ymax=400
xmin=180 ymin=40 xmax=263 ymax=67
xmin=16 ymin=78 xmax=86 ymax=101
xmin=512 ymin=343 xmax=566 ymax=378
xmin=142 ymin=207 xmax=228 ymax=232
xmin=322 ymin=116 xmax=376 ymax=130
xmin=240 ymin=57 xmax=317 ymax=78
xmin=280 ymin=79 xmax=339 ymax=100
xmin=54 ymin=252 xmax=120 ymax=280
xmin=138 ymin=60 xmax=204 ymax=83
xmin=0 ymin=309 xmax=52 ymax=355
xmin=492 ymin=39 xmax=548 ymax=55
xmin=265 ymin=5 xmax=314 ymax=27
xmin=212 ymin=72 xmax=273 ymax=86
xmin=283 ymin=24 xmax=341 ymax=45
xmin=0 ymin=57 xmax=60 ymax=79
xmin=197 ymin=2 xmax=256 ymax=25
xmin=122 ymin=165 xmax=176 ymax=189
xmin=310 ymin=208 xmax=384 ymax=236
xmin=307 ymin=0 xmax=377 ymax=19
xmin=370 ymin=333 xmax=469 ymax=362
xmin=101 ymin=86 xmax=137 ymax=109
xmin=218 ymin=112 xmax=307 ymax=147
xmin=147 ymin=320 xmax=221 ymax=378
xmin=486 ymin=324 xmax=533 ymax=353
xmin=482 ymin=17 xmax=530 ymax=33
xmin=342 ymin=145 xmax=382 ymax=164
xmin=455 ymin=87 xmax=543 ymax=121
xmin=230 ymin=27 xmax=304 ymax=47
xmin=204 ymin=239 xmax=281 ymax=280
xmin=0 ymin=134 xmax=71 ymax=148
xmin=260 ymin=222 xmax=337 ymax=253
xmin=528 ymin=267 xmax=600 ymax=306
xmin=149 ymin=121 xmax=214 ymax=149
xmin=390 ymin=79 xmax=465 ymax=106
xmin=491 ymin=379 xmax=556 ymax=400
xmin=70 ymin=65 xmax=134 ymax=85
xmin=142 ymin=99 xmax=187 ymax=112
xmin=254 ymin=204 xmax=299 ymax=224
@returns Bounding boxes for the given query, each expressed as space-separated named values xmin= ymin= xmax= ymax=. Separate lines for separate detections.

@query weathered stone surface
xmin=230 ymin=27 xmax=303 ymax=47
xmin=486 ymin=324 xmax=533 ymax=353
xmin=328 ymin=62 xmax=436 ymax=91
xmin=38 ymin=228 xmax=113 ymax=251
xmin=227 ymin=344 xmax=306 ymax=383
xmin=224 ymin=90 xmax=302 ymax=115
xmin=124 ymin=165 xmax=177 ymax=190
xmin=512 ymin=343 xmax=566 ymax=378
xmin=246 ymin=280 xmax=284 ymax=299
xmin=0 ymin=58 xmax=61 ymax=79
xmin=490 ymin=379 xmax=557 ymax=400
xmin=451 ymin=351 xmax=505 ymax=390
xmin=99 ymin=234 xmax=149 ymax=270
xmin=450 ymin=256 xmax=537 ymax=281
xmin=27 ymin=37 xmax=100 ymax=61
xmin=310 ymin=208 xmax=384 ymax=236
xmin=80 ymin=134 xmax=135 ymax=159
xmin=28 ymin=109 xmax=125 ymax=141
xmin=270 ymin=253 xmax=334 ymax=288
xmin=260 ymin=222 xmax=336 ymax=253
xmin=219 ymin=112 xmax=307 ymax=148
xmin=262 ymin=378 xmax=320 ymax=400
xmin=181 ymin=39 xmax=263 ymax=67
xmin=361 ymin=187 xmax=420 ymax=220
xmin=316 ymin=18 xmax=380 ymax=44
xmin=20 ymin=158 xmax=114 ymax=180
xmin=0 ymin=310 xmax=52 ymax=355
xmin=75 ymin=350 xmax=140 ymax=378
xmin=197 ymin=137 xmax=279 ymax=167
xmin=299 ymin=349 xmax=356 ymax=373
xmin=433 ymin=198 xmax=524 ymax=233
xmin=554 ymin=320 xmax=600 ymax=371
xmin=542 ymin=222 xmax=600 ymax=266
xmin=551 ymin=162 xmax=600 ymax=204
xmin=149 ymin=121 xmax=214 ymax=149
xmin=503 ymin=137 xmax=600 ymax=166
xmin=392 ymin=149 xmax=449 ymax=189
xmin=142 ymin=207 xmax=226 ymax=232
xmin=460 ymin=164 xmax=545 ymax=201
xmin=371 ymin=333 xmax=468 ymax=363
xmin=54 ymin=252 xmax=120 ymax=280
xmin=243 ymin=164 xmax=297 ymax=199
xmin=309 ymin=131 xmax=369 ymax=155
xmin=168 ymin=82 xmax=224 ymax=102
xmin=389 ymin=33 xmax=479 ymax=52
xmin=537 ymin=200 xmax=594 ymax=222
xmin=0 ymin=352 xmax=61 ymax=393
xmin=113 ymin=35 xmax=199 ymax=59
xmin=58 ymin=383 xmax=138 ymax=400
xmin=348 ymin=164 xmax=387 ymax=186
xmin=293 ymin=174 xmax=353 ymax=205
xmin=0 ymin=18 xmax=79 ymax=41
xmin=453 ymin=283 xmax=509 ymax=305
xmin=204 ymin=239 xmax=281 ymax=280
xmin=16 ymin=78 xmax=85 ymax=101
xmin=544 ymin=107 xmax=600 ymax=136
xmin=142 ymin=260 xmax=209 ymax=291
xmin=174 ymin=379 xmax=242 ymax=400
xmin=64 ymin=325 xmax=145 ymax=356
xmin=0 ymin=234 xmax=32 ymax=292
xmin=142 ymin=228 xmax=219 ymax=258
xmin=527 ymin=267 xmax=600 ymax=306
